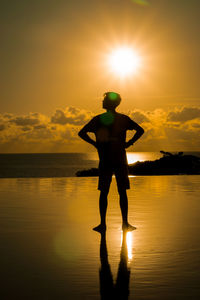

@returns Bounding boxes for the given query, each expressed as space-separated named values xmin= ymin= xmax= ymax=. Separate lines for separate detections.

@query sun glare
xmin=108 ymin=47 xmax=141 ymax=78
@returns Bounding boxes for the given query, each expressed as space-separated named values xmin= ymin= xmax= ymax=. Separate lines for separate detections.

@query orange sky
xmin=0 ymin=0 xmax=200 ymax=152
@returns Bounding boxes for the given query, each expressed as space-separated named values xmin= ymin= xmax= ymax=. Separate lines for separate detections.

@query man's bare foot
xmin=122 ymin=223 xmax=137 ymax=231
xmin=93 ymin=224 xmax=106 ymax=233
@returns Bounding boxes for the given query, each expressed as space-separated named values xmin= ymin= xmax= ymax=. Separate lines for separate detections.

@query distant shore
xmin=76 ymin=151 xmax=200 ymax=177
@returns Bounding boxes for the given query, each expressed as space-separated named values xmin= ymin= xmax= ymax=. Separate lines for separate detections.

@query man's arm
xmin=78 ymin=119 xmax=97 ymax=148
xmin=125 ymin=123 xmax=144 ymax=149
xmin=78 ymin=127 xmax=97 ymax=148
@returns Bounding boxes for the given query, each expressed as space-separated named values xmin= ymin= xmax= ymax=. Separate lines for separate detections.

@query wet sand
xmin=0 ymin=176 xmax=200 ymax=299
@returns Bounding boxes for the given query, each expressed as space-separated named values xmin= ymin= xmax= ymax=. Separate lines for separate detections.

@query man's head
xmin=102 ymin=92 xmax=121 ymax=110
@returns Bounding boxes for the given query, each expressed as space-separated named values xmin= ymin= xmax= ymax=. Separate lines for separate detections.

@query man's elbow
xmin=138 ymin=127 xmax=145 ymax=136
xmin=78 ymin=130 xmax=83 ymax=138
xmin=78 ymin=129 xmax=86 ymax=139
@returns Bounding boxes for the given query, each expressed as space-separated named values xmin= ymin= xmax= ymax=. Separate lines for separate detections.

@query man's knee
xmin=100 ymin=190 xmax=109 ymax=197
xmin=118 ymin=188 xmax=127 ymax=196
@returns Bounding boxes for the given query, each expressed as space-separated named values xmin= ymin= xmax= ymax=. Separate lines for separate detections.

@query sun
xmin=108 ymin=47 xmax=141 ymax=78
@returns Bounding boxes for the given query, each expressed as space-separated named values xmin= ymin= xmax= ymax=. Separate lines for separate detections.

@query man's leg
xmin=119 ymin=189 xmax=128 ymax=225
xmin=119 ymin=189 xmax=136 ymax=231
xmin=99 ymin=190 xmax=109 ymax=226
xmin=93 ymin=190 xmax=109 ymax=232
xmin=94 ymin=167 xmax=112 ymax=233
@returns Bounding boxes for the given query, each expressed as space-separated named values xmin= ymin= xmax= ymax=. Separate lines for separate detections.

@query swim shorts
xmin=98 ymin=164 xmax=130 ymax=192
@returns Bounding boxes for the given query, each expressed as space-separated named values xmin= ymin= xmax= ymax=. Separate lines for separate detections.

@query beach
xmin=1 ymin=175 xmax=200 ymax=299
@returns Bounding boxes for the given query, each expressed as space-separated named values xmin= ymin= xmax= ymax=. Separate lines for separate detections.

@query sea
xmin=0 ymin=152 xmax=200 ymax=299
xmin=0 ymin=151 xmax=200 ymax=178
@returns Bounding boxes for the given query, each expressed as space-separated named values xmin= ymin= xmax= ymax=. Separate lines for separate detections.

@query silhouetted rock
xmin=76 ymin=168 xmax=99 ymax=177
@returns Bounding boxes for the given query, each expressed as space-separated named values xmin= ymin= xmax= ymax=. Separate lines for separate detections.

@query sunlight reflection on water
xmin=0 ymin=176 xmax=200 ymax=299
xmin=126 ymin=232 xmax=133 ymax=261
xmin=120 ymin=231 xmax=133 ymax=262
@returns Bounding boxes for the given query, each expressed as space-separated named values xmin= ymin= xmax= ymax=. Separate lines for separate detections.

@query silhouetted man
xmin=78 ymin=92 xmax=144 ymax=232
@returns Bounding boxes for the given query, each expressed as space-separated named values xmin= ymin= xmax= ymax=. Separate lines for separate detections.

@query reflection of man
xmin=99 ymin=231 xmax=131 ymax=300
xmin=78 ymin=92 xmax=144 ymax=232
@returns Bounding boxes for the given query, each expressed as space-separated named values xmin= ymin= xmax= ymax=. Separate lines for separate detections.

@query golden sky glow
xmin=0 ymin=0 xmax=200 ymax=152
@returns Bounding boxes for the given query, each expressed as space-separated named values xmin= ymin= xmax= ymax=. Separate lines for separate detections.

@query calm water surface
xmin=0 ymin=176 xmax=200 ymax=299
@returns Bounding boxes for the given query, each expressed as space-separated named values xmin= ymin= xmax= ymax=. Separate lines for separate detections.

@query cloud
xmin=192 ymin=123 xmax=200 ymax=128
xmin=0 ymin=124 xmax=5 ymax=131
xmin=9 ymin=116 xmax=40 ymax=126
xmin=3 ymin=114 xmax=13 ymax=119
xmin=22 ymin=126 xmax=31 ymax=131
xmin=167 ymin=107 xmax=200 ymax=122
xmin=51 ymin=110 xmax=69 ymax=125
xmin=0 ymin=106 xmax=200 ymax=152
xmin=34 ymin=124 xmax=47 ymax=130
xmin=51 ymin=106 xmax=92 ymax=125
xmin=129 ymin=110 xmax=150 ymax=123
